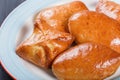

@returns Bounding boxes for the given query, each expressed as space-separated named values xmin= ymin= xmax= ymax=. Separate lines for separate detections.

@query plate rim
xmin=0 ymin=0 xmax=120 ymax=80
xmin=0 ymin=0 xmax=64 ymax=79
xmin=0 ymin=0 xmax=56 ymax=79
xmin=0 ymin=0 xmax=28 ymax=79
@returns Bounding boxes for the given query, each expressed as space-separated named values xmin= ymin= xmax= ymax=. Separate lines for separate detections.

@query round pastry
xmin=52 ymin=42 xmax=120 ymax=80
xmin=68 ymin=11 xmax=120 ymax=53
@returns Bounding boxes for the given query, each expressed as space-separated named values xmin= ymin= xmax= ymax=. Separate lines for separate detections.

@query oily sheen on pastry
xmin=52 ymin=42 xmax=120 ymax=80
xmin=16 ymin=24 xmax=74 ymax=68
xmin=16 ymin=1 xmax=88 ymax=68
xmin=35 ymin=1 xmax=88 ymax=32
xmin=96 ymin=0 xmax=120 ymax=23
xmin=68 ymin=11 xmax=120 ymax=53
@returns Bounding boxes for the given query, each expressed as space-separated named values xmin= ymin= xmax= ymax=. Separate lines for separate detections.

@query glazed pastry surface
xmin=69 ymin=11 xmax=120 ymax=53
xmin=96 ymin=0 xmax=120 ymax=23
xmin=52 ymin=43 xmax=120 ymax=80
xmin=35 ymin=1 xmax=88 ymax=32
xmin=16 ymin=1 xmax=88 ymax=68
xmin=16 ymin=23 xmax=74 ymax=68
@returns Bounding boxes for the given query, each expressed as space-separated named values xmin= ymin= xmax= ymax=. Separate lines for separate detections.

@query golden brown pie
xmin=16 ymin=23 xmax=74 ymax=68
xmin=35 ymin=1 xmax=88 ymax=32
xmin=16 ymin=1 xmax=88 ymax=68
xmin=52 ymin=42 xmax=120 ymax=80
xmin=68 ymin=11 xmax=120 ymax=53
xmin=96 ymin=0 xmax=120 ymax=23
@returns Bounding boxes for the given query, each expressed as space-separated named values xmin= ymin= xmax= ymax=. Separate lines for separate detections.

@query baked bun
xmin=68 ymin=11 xmax=120 ymax=53
xmin=52 ymin=42 xmax=120 ymax=80
xmin=15 ymin=1 xmax=88 ymax=68
xmin=96 ymin=0 xmax=120 ymax=23
xmin=35 ymin=1 xmax=88 ymax=32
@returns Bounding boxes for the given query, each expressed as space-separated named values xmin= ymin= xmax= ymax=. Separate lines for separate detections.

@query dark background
xmin=0 ymin=0 xmax=25 ymax=80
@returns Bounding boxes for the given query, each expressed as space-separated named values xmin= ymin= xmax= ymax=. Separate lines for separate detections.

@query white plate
xmin=0 ymin=0 xmax=120 ymax=80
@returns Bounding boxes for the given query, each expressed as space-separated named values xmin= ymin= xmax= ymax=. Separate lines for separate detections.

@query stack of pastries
xmin=16 ymin=1 xmax=120 ymax=80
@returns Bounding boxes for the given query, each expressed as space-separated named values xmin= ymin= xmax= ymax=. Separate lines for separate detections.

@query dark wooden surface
xmin=0 ymin=0 xmax=25 ymax=80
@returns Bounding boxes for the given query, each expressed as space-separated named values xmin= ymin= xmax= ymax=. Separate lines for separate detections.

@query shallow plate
xmin=0 ymin=0 xmax=120 ymax=80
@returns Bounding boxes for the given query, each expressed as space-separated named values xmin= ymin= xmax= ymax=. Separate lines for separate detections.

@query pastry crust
xmin=52 ymin=42 xmax=120 ymax=80
xmin=16 ymin=1 xmax=88 ymax=68
xmin=69 ymin=11 xmax=120 ymax=53
xmin=35 ymin=1 xmax=88 ymax=32
xmin=96 ymin=0 xmax=120 ymax=23
xmin=16 ymin=24 xmax=74 ymax=68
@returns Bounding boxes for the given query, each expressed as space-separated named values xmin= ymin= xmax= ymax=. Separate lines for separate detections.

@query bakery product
xmin=16 ymin=1 xmax=88 ymax=68
xmin=52 ymin=42 xmax=120 ymax=80
xmin=96 ymin=0 xmax=120 ymax=23
xmin=68 ymin=11 xmax=120 ymax=53
xmin=16 ymin=24 xmax=74 ymax=68
xmin=35 ymin=1 xmax=88 ymax=32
